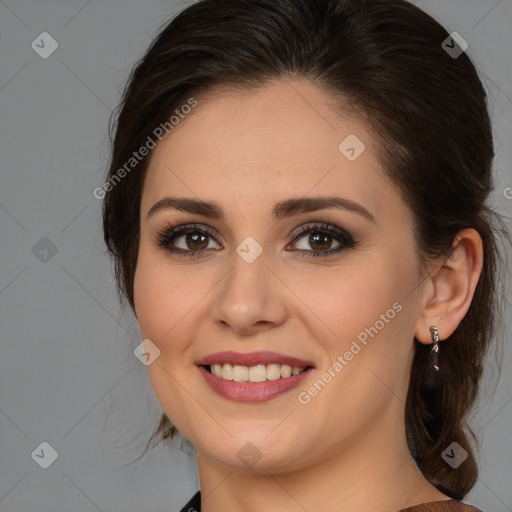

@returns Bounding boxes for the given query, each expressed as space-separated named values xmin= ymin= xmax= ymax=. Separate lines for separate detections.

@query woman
xmin=101 ymin=0 xmax=509 ymax=510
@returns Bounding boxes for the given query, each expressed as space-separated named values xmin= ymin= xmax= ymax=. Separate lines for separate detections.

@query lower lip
xmin=198 ymin=365 xmax=315 ymax=403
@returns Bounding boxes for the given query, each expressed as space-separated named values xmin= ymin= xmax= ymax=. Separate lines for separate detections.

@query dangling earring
xmin=429 ymin=325 xmax=440 ymax=371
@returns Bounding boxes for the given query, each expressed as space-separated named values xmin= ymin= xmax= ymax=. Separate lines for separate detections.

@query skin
xmin=133 ymin=79 xmax=483 ymax=512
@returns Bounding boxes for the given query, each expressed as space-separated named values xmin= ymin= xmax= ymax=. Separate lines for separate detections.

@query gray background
xmin=0 ymin=1 xmax=511 ymax=511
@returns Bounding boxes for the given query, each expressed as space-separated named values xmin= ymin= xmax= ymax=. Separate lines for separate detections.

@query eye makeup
xmin=154 ymin=220 xmax=358 ymax=259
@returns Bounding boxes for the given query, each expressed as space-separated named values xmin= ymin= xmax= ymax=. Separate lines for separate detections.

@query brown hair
xmin=102 ymin=0 xmax=509 ymax=499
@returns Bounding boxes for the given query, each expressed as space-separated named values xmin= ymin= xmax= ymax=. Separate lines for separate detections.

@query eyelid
xmin=157 ymin=222 xmax=223 ymax=247
xmin=287 ymin=222 xmax=356 ymax=251
xmin=157 ymin=220 xmax=225 ymax=241
xmin=288 ymin=222 xmax=350 ymax=241
xmin=155 ymin=220 xmax=357 ymax=260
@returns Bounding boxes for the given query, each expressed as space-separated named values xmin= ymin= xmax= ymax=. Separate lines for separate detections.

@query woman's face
xmin=134 ymin=79 xmax=426 ymax=471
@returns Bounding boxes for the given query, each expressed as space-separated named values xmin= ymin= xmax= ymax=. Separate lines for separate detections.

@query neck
xmin=195 ymin=403 xmax=448 ymax=512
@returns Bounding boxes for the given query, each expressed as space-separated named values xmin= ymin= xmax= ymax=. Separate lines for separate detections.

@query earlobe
xmin=415 ymin=228 xmax=483 ymax=345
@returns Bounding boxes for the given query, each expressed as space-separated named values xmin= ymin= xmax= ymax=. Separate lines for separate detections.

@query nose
xmin=210 ymin=250 xmax=288 ymax=337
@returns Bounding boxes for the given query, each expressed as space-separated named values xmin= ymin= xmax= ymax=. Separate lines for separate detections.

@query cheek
xmin=133 ymin=249 xmax=203 ymax=435
xmin=133 ymin=243 xmax=221 ymax=365
xmin=292 ymin=251 xmax=419 ymax=400
xmin=133 ymin=248 xmax=190 ymax=349
xmin=292 ymin=254 xmax=413 ymax=340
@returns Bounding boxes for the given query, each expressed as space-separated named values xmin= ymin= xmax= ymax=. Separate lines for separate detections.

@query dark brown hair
xmin=102 ymin=0 xmax=509 ymax=500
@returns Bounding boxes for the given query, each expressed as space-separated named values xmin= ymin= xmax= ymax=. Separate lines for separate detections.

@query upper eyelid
xmin=159 ymin=221 xmax=354 ymax=248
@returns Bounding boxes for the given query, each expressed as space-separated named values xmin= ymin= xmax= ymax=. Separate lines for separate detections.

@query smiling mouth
xmin=202 ymin=363 xmax=313 ymax=383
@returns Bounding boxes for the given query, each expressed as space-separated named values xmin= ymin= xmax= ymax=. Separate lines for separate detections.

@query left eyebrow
xmin=273 ymin=196 xmax=376 ymax=223
xmin=147 ymin=196 xmax=376 ymax=223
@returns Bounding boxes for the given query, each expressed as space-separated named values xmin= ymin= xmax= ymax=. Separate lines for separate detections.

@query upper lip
xmin=196 ymin=351 xmax=315 ymax=368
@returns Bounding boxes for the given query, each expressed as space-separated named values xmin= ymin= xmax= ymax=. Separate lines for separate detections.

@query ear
xmin=414 ymin=228 xmax=483 ymax=345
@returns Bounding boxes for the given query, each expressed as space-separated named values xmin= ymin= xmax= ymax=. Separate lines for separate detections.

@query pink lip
xmin=195 ymin=350 xmax=315 ymax=368
xmin=198 ymin=365 xmax=315 ymax=403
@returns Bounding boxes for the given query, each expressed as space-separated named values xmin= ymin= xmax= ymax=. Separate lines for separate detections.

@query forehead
xmin=141 ymin=79 xmax=401 ymax=224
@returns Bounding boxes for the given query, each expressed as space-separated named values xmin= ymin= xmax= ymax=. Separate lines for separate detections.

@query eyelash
xmin=155 ymin=222 xmax=357 ymax=259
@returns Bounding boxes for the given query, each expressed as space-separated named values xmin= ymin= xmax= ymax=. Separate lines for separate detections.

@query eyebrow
xmin=147 ymin=196 xmax=376 ymax=223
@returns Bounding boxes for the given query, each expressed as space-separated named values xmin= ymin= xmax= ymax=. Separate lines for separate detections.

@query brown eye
xmin=308 ymin=233 xmax=334 ymax=251
xmin=156 ymin=224 xmax=222 ymax=256
xmin=288 ymin=222 xmax=356 ymax=258
xmin=185 ymin=232 xmax=209 ymax=250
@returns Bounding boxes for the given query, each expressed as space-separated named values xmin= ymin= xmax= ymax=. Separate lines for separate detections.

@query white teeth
xmin=212 ymin=364 xmax=223 ymax=378
xmin=232 ymin=365 xmax=249 ymax=382
xmin=249 ymin=364 xmax=267 ymax=382
xmin=209 ymin=363 xmax=307 ymax=382
xmin=266 ymin=364 xmax=281 ymax=381
xmin=221 ymin=364 xmax=234 ymax=380
xmin=280 ymin=365 xmax=292 ymax=378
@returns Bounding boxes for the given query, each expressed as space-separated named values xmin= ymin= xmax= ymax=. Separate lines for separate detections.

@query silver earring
xmin=429 ymin=325 xmax=440 ymax=371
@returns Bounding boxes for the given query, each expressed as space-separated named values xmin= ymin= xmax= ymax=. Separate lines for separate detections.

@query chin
xmin=195 ymin=430 xmax=311 ymax=472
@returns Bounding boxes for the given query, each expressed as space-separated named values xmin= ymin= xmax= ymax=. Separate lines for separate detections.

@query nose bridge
xmin=221 ymin=246 xmax=269 ymax=312
xmin=211 ymin=242 xmax=287 ymax=333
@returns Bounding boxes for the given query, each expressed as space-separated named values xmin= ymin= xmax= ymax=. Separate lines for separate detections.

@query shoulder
xmin=177 ymin=494 xmax=484 ymax=512
xmin=178 ymin=491 xmax=201 ymax=512
xmin=399 ymin=499 xmax=484 ymax=512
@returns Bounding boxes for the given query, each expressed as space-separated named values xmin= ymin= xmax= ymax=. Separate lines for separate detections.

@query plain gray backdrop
xmin=0 ymin=1 xmax=511 ymax=511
